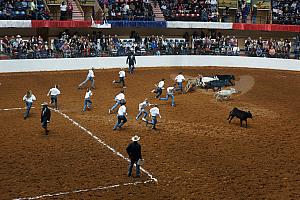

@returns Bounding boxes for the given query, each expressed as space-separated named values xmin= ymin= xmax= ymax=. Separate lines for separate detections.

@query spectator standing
xmin=41 ymin=102 xmax=51 ymax=135
xmin=251 ymin=4 xmax=257 ymax=24
xmin=47 ymin=84 xmax=61 ymax=109
xmin=67 ymin=1 xmax=73 ymax=20
xmin=126 ymin=135 xmax=142 ymax=177
xmin=60 ymin=2 xmax=67 ymax=20
xmin=23 ymin=90 xmax=36 ymax=119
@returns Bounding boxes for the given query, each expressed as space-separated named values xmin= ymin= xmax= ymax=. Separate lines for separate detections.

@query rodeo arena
xmin=1 ymin=0 xmax=300 ymax=199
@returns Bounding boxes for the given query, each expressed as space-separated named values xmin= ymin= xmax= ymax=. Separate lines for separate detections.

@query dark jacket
xmin=41 ymin=106 xmax=51 ymax=122
xmin=126 ymin=141 xmax=142 ymax=162
xmin=126 ymin=55 xmax=136 ymax=65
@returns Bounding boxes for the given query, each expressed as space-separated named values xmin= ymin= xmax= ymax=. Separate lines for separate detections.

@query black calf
xmin=227 ymin=107 xmax=252 ymax=128
xmin=216 ymin=75 xmax=235 ymax=86
xmin=205 ymin=79 xmax=230 ymax=91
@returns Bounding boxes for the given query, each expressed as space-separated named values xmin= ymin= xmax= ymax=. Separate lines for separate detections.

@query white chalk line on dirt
xmin=14 ymin=180 xmax=154 ymax=200
xmin=50 ymin=108 xmax=157 ymax=183
xmin=2 ymin=107 xmax=157 ymax=199
xmin=0 ymin=107 xmax=35 ymax=111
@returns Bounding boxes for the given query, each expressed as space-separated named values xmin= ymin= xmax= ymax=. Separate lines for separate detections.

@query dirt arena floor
xmin=0 ymin=66 xmax=299 ymax=200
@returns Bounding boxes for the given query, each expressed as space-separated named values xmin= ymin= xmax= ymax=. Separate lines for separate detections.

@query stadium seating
xmin=0 ymin=0 xmax=50 ymax=20
xmin=158 ymin=0 xmax=219 ymax=21
xmin=272 ymin=0 xmax=300 ymax=25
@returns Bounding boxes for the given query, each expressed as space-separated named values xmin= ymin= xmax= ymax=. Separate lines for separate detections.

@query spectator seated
xmin=158 ymin=0 xmax=219 ymax=22
xmin=0 ymin=0 xmax=50 ymax=20
xmin=99 ymin=0 xmax=154 ymax=21
xmin=272 ymin=0 xmax=300 ymax=25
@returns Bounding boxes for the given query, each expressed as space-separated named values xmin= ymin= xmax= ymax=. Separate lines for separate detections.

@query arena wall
xmin=0 ymin=55 xmax=299 ymax=73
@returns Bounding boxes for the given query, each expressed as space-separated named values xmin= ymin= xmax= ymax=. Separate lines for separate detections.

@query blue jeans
xmin=136 ymin=109 xmax=148 ymax=120
xmin=155 ymin=87 xmax=162 ymax=98
xmin=149 ymin=116 xmax=157 ymax=129
xmin=50 ymin=95 xmax=58 ymax=108
xmin=79 ymin=76 xmax=95 ymax=88
xmin=128 ymin=160 xmax=140 ymax=177
xmin=113 ymin=115 xmax=127 ymax=130
xmin=83 ymin=98 xmax=92 ymax=111
xmin=252 ymin=15 xmax=256 ymax=24
xmin=160 ymin=93 xmax=175 ymax=106
xmin=177 ymin=82 xmax=183 ymax=92
xmin=111 ymin=100 xmax=121 ymax=111
xmin=24 ymin=101 xmax=32 ymax=118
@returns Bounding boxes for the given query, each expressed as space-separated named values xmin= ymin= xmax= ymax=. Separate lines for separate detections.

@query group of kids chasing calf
xmin=22 ymin=59 xmax=185 ymax=134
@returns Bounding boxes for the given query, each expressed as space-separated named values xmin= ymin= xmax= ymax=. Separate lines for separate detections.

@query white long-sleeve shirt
xmin=84 ymin=90 xmax=92 ymax=99
xmin=166 ymin=86 xmax=175 ymax=94
xmin=175 ymin=74 xmax=185 ymax=83
xmin=115 ymin=93 xmax=125 ymax=101
xmin=139 ymin=101 xmax=149 ymax=111
xmin=119 ymin=70 xmax=125 ymax=78
xmin=150 ymin=107 xmax=160 ymax=117
xmin=118 ymin=105 xmax=127 ymax=116
xmin=158 ymin=80 xmax=164 ymax=88
xmin=23 ymin=94 xmax=36 ymax=103
xmin=87 ymin=69 xmax=95 ymax=78
xmin=48 ymin=87 xmax=61 ymax=96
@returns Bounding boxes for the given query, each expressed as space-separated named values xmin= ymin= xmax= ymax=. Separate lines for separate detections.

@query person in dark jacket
xmin=41 ymin=102 xmax=51 ymax=135
xmin=126 ymin=135 xmax=142 ymax=177
xmin=126 ymin=52 xmax=136 ymax=74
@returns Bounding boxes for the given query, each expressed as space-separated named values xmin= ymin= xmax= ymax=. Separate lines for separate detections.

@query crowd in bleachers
xmin=0 ymin=0 xmax=50 ymax=20
xmin=244 ymin=36 xmax=300 ymax=59
xmin=99 ymin=0 xmax=154 ymax=21
xmin=1 ymin=32 xmax=300 ymax=60
xmin=1 ymin=34 xmax=53 ymax=59
xmin=272 ymin=0 xmax=300 ymax=25
xmin=192 ymin=31 xmax=240 ymax=56
xmin=159 ymin=0 xmax=219 ymax=21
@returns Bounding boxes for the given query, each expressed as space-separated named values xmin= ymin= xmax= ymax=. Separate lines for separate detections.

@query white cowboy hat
xmin=131 ymin=135 xmax=140 ymax=142
xmin=41 ymin=102 xmax=48 ymax=106
xmin=16 ymin=35 xmax=21 ymax=38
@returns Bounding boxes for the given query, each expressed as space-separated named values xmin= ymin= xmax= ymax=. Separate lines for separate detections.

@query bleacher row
xmin=1 ymin=33 xmax=300 ymax=60
xmin=0 ymin=0 xmax=299 ymax=25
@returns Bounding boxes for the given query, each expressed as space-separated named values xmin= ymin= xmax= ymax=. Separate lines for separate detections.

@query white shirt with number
xmin=115 ymin=93 xmax=125 ymax=101
xmin=85 ymin=90 xmax=92 ymax=99
xmin=175 ymin=74 xmax=185 ymax=83
xmin=48 ymin=88 xmax=61 ymax=96
xmin=118 ymin=105 xmax=127 ymax=116
xmin=23 ymin=94 xmax=36 ymax=103
xmin=87 ymin=69 xmax=95 ymax=78
xmin=119 ymin=70 xmax=125 ymax=78
xmin=158 ymin=80 xmax=164 ymax=88
xmin=139 ymin=101 xmax=149 ymax=111
xmin=150 ymin=107 xmax=160 ymax=117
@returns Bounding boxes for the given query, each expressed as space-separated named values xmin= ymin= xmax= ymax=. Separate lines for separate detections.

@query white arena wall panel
xmin=0 ymin=55 xmax=299 ymax=73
